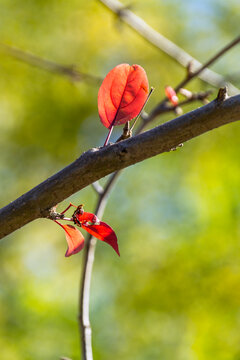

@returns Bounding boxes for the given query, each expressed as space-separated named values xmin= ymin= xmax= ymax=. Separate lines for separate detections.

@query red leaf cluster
xmin=54 ymin=205 xmax=119 ymax=257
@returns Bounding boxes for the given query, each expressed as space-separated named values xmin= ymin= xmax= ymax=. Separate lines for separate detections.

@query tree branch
xmin=98 ymin=0 xmax=240 ymax=95
xmin=0 ymin=93 xmax=239 ymax=240
xmin=0 ymin=43 xmax=102 ymax=84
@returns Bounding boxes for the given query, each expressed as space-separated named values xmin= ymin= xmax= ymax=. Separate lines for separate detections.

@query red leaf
xmin=76 ymin=211 xmax=100 ymax=224
xmin=98 ymin=63 xmax=149 ymax=129
xmin=82 ymin=221 xmax=120 ymax=256
xmin=60 ymin=224 xmax=85 ymax=257
xmin=165 ymin=86 xmax=179 ymax=106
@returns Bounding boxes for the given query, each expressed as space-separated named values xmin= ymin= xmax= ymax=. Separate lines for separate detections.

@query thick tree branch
xmin=0 ymin=94 xmax=240 ymax=240
xmin=98 ymin=0 xmax=240 ymax=95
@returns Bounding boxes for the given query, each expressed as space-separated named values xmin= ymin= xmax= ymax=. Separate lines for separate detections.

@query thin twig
xmin=0 ymin=43 xmax=102 ymax=84
xmin=79 ymin=171 xmax=121 ymax=360
xmin=91 ymin=181 xmax=104 ymax=195
xmin=98 ymin=0 xmax=240 ymax=95
xmin=145 ymin=37 xmax=240 ymax=123
xmin=174 ymin=35 xmax=240 ymax=93
xmin=143 ymin=90 xmax=212 ymax=125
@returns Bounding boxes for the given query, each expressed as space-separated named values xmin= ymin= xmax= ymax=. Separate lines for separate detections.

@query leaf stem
xmin=103 ymin=125 xmax=114 ymax=146
xmin=60 ymin=202 xmax=77 ymax=215
xmin=130 ymin=86 xmax=154 ymax=132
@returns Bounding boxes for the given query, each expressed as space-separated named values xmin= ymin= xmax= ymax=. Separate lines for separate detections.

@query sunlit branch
xmin=98 ymin=0 xmax=240 ymax=95
xmin=0 ymin=43 xmax=102 ymax=84
xmin=143 ymin=36 xmax=240 ymax=124
xmin=91 ymin=181 xmax=104 ymax=195
xmin=174 ymin=35 xmax=240 ymax=93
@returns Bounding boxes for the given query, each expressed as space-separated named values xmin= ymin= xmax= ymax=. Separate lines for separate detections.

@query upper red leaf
xmin=82 ymin=221 xmax=120 ymax=256
xmin=165 ymin=86 xmax=179 ymax=106
xmin=61 ymin=224 xmax=85 ymax=257
xmin=98 ymin=64 xmax=149 ymax=129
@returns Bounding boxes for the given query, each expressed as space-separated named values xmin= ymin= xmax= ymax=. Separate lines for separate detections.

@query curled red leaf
xmin=73 ymin=208 xmax=119 ymax=255
xmin=54 ymin=204 xmax=120 ymax=257
xmin=78 ymin=211 xmax=100 ymax=224
xmin=82 ymin=221 xmax=120 ymax=256
xmin=59 ymin=223 xmax=85 ymax=257
xmin=165 ymin=86 xmax=179 ymax=106
xmin=98 ymin=63 xmax=149 ymax=129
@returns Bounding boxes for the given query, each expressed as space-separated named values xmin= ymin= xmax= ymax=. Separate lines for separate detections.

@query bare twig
xmin=0 ymin=43 xmax=102 ymax=84
xmin=174 ymin=35 xmax=240 ymax=93
xmin=91 ymin=181 xmax=104 ymax=195
xmin=98 ymin=0 xmax=240 ymax=95
xmin=143 ymin=89 xmax=212 ymax=125
xmin=79 ymin=171 xmax=121 ymax=360
xmin=146 ymin=37 xmax=240 ymax=122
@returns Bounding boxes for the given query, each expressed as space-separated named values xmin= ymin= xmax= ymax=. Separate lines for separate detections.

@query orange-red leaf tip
xmin=62 ymin=224 xmax=85 ymax=257
xmin=82 ymin=221 xmax=120 ymax=256
xmin=98 ymin=63 xmax=149 ymax=129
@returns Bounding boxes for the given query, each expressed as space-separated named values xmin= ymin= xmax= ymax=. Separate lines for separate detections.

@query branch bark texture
xmin=0 ymin=95 xmax=240 ymax=239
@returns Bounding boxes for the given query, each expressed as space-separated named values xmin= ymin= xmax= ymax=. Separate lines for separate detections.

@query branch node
xmin=116 ymin=121 xmax=132 ymax=142
xmin=202 ymin=98 xmax=210 ymax=105
xmin=118 ymin=146 xmax=128 ymax=158
xmin=170 ymin=143 xmax=184 ymax=151
xmin=47 ymin=207 xmax=64 ymax=220
xmin=116 ymin=3 xmax=132 ymax=18
xmin=216 ymin=87 xmax=229 ymax=102
xmin=179 ymin=88 xmax=193 ymax=99
xmin=174 ymin=107 xmax=183 ymax=116
xmin=186 ymin=60 xmax=195 ymax=77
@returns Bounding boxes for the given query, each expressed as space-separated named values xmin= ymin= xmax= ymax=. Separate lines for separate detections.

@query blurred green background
xmin=0 ymin=0 xmax=240 ymax=359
